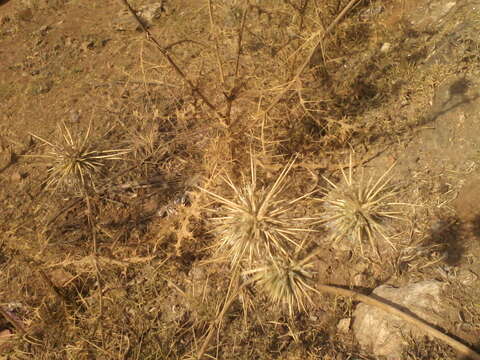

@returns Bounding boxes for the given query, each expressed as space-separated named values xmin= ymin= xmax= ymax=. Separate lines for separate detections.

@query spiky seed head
xmin=31 ymin=121 xmax=129 ymax=192
xmin=245 ymin=255 xmax=316 ymax=316
xmin=318 ymin=157 xmax=404 ymax=255
xmin=202 ymin=157 xmax=314 ymax=267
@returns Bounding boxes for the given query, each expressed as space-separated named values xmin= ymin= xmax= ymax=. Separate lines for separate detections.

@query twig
xmin=261 ymin=0 xmax=360 ymax=116
xmin=314 ymin=284 xmax=480 ymax=360
xmin=93 ymin=79 xmax=179 ymax=88
xmin=197 ymin=269 xmax=248 ymax=360
xmin=119 ymin=0 xmax=224 ymax=122
xmin=207 ymin=0 xmax=225 ymax=85
xmin=196 ymin=288 xmax=245 ymax=360
xmin=82 ymin=185 xmax=106 ymax=344
xmin=225 ymin=1 xmax=249 ymax=123
xmin=84 ymin=191 xmax=97 ymax=253
xmin=233 ymin=2 xmax=248 ymax=80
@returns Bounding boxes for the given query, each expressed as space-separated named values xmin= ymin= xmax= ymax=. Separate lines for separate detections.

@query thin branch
xmin=225 ymin=1 xmax=249 ymax=122
xmin=197 ymin=270 xmax=248 ymax=359
xmin=119 ymin=0 xmax=224 ymax=122
xmin=233 ymin=2 xmax=248 ymax=80
xmin=207 ymin=0 xmax=226 ymax=85
xmin=261 ymin=0 xmax=360 ymax=116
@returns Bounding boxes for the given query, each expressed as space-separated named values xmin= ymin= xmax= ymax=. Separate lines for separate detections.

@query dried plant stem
xmin=262 ymin=0 xmax=360 ymax=116
xmin=84 ymin=191 xmax=97 ymax=253
xmin=207 ymin=0 xmax=226 ymax=85
xmin=81 ymin=185 xmax=105 ymax=341
xmin=225 ymin=1 xmax=249 ymax=123
xmin=314 ymin=284 xmax=480 ymax=360
xmin=119 ymin=0 xmax=224 ymax=122
xmin=233 ymin=3 xmax=248 ymax=80
xmin=196 ymin=277 xmax=253 ymax=360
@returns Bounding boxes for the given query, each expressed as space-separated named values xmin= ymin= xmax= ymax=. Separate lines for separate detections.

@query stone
xmin=455 ymin=268 xmax=478 ymax=286
xmin=138 ymin=2 xmax=165 ymax=24
xmin=380 ymin=42 xmax=392 ymax=53
xmin=38 ymin=25 xmax=50 ymax=35
xmin=69 ymin=109 xmax=81 ymax=123
xmin=353 ymin=280 xmax=449 ymax=359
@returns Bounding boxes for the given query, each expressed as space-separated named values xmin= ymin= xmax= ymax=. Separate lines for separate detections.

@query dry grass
xmin=403 ymin=335 xmax=457 ymax=360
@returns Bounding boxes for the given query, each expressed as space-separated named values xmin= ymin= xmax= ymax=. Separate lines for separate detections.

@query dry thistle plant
xmin=31 ymin=121 xmax=128 ymax=193
xmin=317 ymin=156 xmax=405 ymax=256
xmin=244 ymin=252 xmax=317 ymax=316
xmin=116 ymin=112 xmax=166 ymax=162
xmin=127 ymin=121 xmax=162 ymax=160
xmin=201 ymin=156 xmax=314 ymax=267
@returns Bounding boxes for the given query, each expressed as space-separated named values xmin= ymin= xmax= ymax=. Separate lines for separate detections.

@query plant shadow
xmin=471 ymin=214 xmax=480 ymax=240
xmin=424 ymin=217 xmax=466 ymax=266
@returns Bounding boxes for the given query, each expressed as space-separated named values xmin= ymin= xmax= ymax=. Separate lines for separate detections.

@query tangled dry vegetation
xmin=2 ymin=0 xmax=480 ymax=359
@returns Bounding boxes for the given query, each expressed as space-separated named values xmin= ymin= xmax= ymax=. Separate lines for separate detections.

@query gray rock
xmin=353 ymin=281 xmax=448 ymax=359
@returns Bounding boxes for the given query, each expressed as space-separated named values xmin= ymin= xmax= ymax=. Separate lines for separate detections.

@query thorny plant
xmin=316 ymin=155 xmax=405 ymax=256
xmin=31 ymin=121 xmax=129 ymax=193
xmin=125 ymin=120 xmax=162 ymax=160
xmin=201 ymin=156 xmax=315 ymax=268
xmin=8 ymin=0 xmax=477 ymax=358
xmin=244 ymin=251 xmax=317 ymax=316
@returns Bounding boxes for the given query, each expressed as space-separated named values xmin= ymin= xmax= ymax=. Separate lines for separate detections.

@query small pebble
xmin=380 ymin=42 xmax=392 ymax=53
